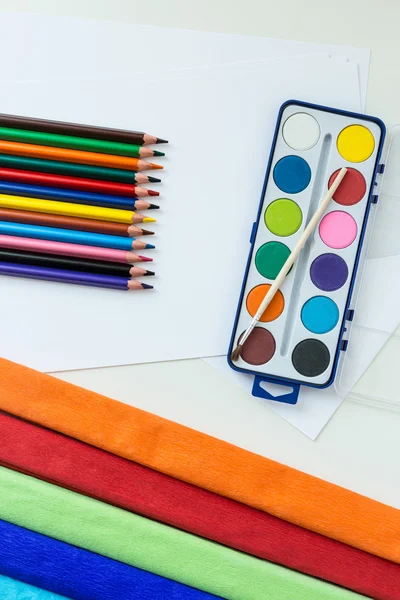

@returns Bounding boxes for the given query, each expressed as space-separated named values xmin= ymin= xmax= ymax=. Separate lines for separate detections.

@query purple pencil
xmin=0 ymin=261 xmax=153 ymax=290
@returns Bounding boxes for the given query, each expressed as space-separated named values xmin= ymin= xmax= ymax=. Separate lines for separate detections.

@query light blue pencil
xmin=0 ymin=221 xmax=155 ymax=251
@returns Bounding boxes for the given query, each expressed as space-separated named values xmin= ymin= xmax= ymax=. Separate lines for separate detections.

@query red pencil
xmin=0 ymin=168 xmax=159 ymax=198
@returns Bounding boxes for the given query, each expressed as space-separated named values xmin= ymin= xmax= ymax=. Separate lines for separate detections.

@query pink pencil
xmin=0 ymin=234 xmax=152 ymax=264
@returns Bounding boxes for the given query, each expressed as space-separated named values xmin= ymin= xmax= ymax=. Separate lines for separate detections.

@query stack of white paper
xmin=0 ymin=56 xmax=363 ymax=372
xmin=1 ymin=12 xmax=394 ymax=439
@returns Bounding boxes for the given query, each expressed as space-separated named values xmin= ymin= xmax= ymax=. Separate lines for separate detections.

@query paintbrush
xmin=230 ymin=166 xmax=348 ymax=362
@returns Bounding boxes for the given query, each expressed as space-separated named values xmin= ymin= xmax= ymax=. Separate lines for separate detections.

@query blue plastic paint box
xmin=228 ymin=100 xmax=386 ymax=405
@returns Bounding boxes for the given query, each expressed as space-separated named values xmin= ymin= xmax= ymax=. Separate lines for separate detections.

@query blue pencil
xmin=0 ymin=181 xmax=158 ymax=210
xmin=0 ymin=221 xmax=155 ymax=251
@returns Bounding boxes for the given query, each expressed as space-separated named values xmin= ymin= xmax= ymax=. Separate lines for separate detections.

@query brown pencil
xmin=0 ymin=113 xmax=168 ymax=145
xmin=0 ymin=208 xmax=154 ymax=237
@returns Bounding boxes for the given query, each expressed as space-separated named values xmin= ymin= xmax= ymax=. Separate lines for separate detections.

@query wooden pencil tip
xmin=230 ymin=344 xmax=243 ymax=362
xmin=156 ymin=138 xmax=168 ymax=144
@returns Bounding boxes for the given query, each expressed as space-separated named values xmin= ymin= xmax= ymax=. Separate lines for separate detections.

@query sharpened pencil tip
xmin=148 ymin=204 xmax=159 ymax=210
xmin=148 ymin=189 xmax=159 ymax=196
xmin=144 ymin=270 xmax=155 ymax=276
xmin=145 ymin=243 xmax=155 ymax=249
xmin=148 ymin=176 xmax=161 ymax=183
xmin=156 ymin=138 xmax=168 ymax=144
xmin=143 ymin=217 xmax=157 ymax=222
xmin=140 ymin=228 xmax=155 ymax=235
xmin=142 ymin=283 xmax=154 ymax=289
xmin=139 ymin=255 xmax=153 ymax=262
xmin=153 ymin=150 xmax=165 ymax=157
xmin=151 ymin=163 xmax=163 ymax=170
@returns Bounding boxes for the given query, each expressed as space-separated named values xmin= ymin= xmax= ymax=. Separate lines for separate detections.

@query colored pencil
xmin=0 ymin=127 xmax=165 ymax=158
xmin=0 ymin=168 xmax=159 ymax=197
xmin=0 ymin=195 xmax=156 ymax=225
xmin=0 ymin=249 xmax=154 ymax=277
xmin=0 ymin=208 xmax=154 ymax=237
xmin=0 ymin=113 xmax=167 ymax=145
xmin=0 ymin=182 xmax=159 ymax=211
xmin=0 ymin=261 xmax=153 ymax=290
xmin=0 ymin=140 xmax=163 ymax=171
xmin=0 ymin=234 xmax=152 ymax=264
xmin=0 ymin=221 xmax=155 ymax=251
xmin=0 ymin=154 xmax=161 ymax=184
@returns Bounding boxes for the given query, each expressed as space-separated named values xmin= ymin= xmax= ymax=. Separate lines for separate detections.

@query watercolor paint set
xmin=228 ymin=100 xmax=386 ymax=404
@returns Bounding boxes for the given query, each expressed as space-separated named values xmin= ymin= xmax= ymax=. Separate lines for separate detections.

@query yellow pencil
xmin=0 ymin=194 xmax=156 ymax=225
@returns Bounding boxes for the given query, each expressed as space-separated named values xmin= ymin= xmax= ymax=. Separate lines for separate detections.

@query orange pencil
xmin=0 ymin=140 xmax=163 ymax=172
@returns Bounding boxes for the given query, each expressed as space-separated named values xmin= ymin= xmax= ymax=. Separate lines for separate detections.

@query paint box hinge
xmin=346 ymin=309 xmax=355 ymax=321
xmin=340 ymin=339 xmax=348 ymax=352
xmin=378 ymin=163 xmax=385 ymax=174
xmin=250 ymin=222 xmax=257 ymax=244
xmin=371 ymin=195 xmax=379 ymax=204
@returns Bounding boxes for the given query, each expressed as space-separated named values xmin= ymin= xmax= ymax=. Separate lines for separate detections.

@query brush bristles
xmin=230 ymin=344 xmax=243 ymax=362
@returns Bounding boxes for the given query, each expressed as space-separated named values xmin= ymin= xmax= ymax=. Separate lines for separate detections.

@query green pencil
xmin=0 ymin=154 xmax=161 ymax=184
xmin=0 ymin=127 xmax=165 ymax=159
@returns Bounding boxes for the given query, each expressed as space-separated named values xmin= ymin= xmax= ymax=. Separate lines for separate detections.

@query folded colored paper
xmin=0 ymin=466 xmax=368 ymax=600
xmin=0 ymin=573 xmax=68 ymax=600
xmin=0 ymin=359 xmax=398 ymax=563
xmin=0 ymin=412 xmax=398 ymax=600
xmin=0 ymin=518 xmax=219 ymax=600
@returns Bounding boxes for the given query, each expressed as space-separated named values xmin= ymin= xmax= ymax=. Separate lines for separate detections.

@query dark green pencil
xmin=0 ymin=154 xmax=161 ymax=184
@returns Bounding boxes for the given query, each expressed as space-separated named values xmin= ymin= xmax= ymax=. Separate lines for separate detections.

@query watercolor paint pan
xmin=228 ymin=100 xmax=386 ymax=404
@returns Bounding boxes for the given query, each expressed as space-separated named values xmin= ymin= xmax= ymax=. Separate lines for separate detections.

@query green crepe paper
xmin=0 ymin=467 xmax=365 ymax=600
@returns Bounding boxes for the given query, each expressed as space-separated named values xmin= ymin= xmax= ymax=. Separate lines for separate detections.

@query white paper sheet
xmin=0 ymin=11 xmax=369 ymax=110
xmin=0 ymin=56 xmax=361 ymax=372
xmin=205 ymin=355 xmax=346 ymax=439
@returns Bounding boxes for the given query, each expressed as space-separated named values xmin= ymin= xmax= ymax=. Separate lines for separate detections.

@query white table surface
xmin=2 ymin=0 xmax=400 ymax=508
